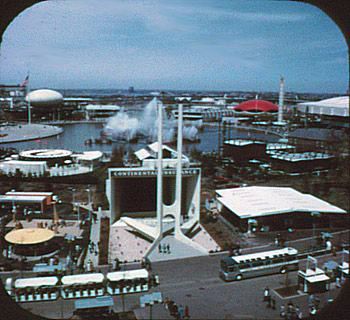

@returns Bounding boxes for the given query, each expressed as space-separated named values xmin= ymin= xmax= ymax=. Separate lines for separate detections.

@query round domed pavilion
xmin=26 ymin=89 xmax=63 ymax=108
xmin=234 ymin=100 xmax=278 ymax=113
xmin=5 ymin=228 xmax=58 ymax=257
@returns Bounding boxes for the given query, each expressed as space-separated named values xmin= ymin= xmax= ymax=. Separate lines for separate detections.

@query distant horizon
xmin=1 ymin=83 xmax=347 ymax=97
xmin=33 ymin=87 xmax=350 ymax=96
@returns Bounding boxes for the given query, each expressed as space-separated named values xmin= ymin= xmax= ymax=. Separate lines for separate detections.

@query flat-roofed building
xmin=82 ymin=104 xmax=121 ymax=120
xmin=216 ymin=186 xmax=347 ymax=232
xmin=223 ymin=139 xmax=266 ymax=163
xmin=0 ymin=191 xmax=53 ymax=213
xmin=270 ymin=151 xmax=335 ymax=173
xmin=106 ymin=142 xmax=199 ymax=224
xmin=0 ymin=160 xmax=47 ymax=176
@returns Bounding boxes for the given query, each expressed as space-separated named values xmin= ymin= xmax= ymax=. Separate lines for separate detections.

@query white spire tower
xmin=175 ymin=103 xmax=183 ymax=237
xmin=156 ymin=99 xmax=163 ymax=238
xmin=278 ymin=76 xmax=285 ymax=124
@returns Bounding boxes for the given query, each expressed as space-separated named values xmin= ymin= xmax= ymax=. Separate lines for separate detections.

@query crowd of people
xmin=158 ymin=243 xmax=171 ymax=254
xmin=164 ymin=297 xmax=190 ymax=319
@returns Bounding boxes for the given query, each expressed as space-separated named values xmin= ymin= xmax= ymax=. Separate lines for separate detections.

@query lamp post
xmin=86 ymin=187 xmax=92 ymax=221
xmin=71 ymin=187 xmax=76 ymax=208
xmin=341 ymin=249 xmax=349 ymax=284
xmin=311 ymin=211 xmax=321 ymax=250
xmin=140 ymin=292 xmax=162 ymax=320
xmin=69 ymin=187 xmax=77 ymax=219
xmin=77 ymin=202 xmax=81 ymax=222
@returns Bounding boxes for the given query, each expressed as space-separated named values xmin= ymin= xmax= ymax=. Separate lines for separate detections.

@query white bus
xmin=220 ymin=247 xmax=299 ymax=281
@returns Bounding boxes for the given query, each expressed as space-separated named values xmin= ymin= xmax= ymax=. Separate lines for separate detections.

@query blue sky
xmin=0 ymin=0 xmax=348 ymax=93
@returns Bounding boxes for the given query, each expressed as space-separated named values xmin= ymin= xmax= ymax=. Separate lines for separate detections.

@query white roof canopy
xmin=15 ymin=276 xmax=58 ymax=288
xmin=306 ymin=274 xmax=330 ymax=283
xmin=107 ymin=269 xmax=149 ymax=281
xmin=61 ymin=273 xmax=104 ymax=285
xmin=297 ymin=96 xmax=349 ymax=117
xmin=135 ymin=142 xmax=189 ymax=162
xmin=216 ymin=186 xmax=346 ymax=219
xmin=232 ymin=247 xmax=298 ymax=263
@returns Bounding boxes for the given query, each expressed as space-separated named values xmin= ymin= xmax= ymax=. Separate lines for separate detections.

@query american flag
xmin=20 ymin=75 xmax=29 ymax=87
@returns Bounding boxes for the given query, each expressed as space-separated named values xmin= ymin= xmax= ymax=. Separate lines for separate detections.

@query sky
xmin=0 ymin=0 xmax=348 ymax=93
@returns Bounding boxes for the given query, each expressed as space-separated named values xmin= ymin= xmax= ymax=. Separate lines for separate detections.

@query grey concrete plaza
xmin=0 ymin=123 xmax=63 ymax=143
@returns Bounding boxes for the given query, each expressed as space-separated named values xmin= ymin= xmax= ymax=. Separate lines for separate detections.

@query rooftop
xmin=14 ymin=276 xmax=58 ymax=288
xmin=216 ymin=186 xmax=346 ymax=219
xmin=5 ymin=228 xmax=55 ymax=245
xmin=270 ymin=152 xmax=333 ymax=162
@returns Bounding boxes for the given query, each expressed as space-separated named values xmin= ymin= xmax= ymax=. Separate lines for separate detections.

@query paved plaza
xmin=108 ymin=219 xmax=221 ymax=263
xmin=0 ymin=124 xmax=63 ymax=143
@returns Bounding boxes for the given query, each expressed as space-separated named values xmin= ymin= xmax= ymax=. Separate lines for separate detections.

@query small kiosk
xmin=61 ymin=273 xmax=104 ymax=299
xmin=74 ymin=296 xmax=114 ymax=317
xmin=298 ymin=256 xmax=330 ymax=293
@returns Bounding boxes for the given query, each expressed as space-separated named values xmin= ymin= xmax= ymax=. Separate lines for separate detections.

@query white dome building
xmin=26 ymin=89 xmax=63 ymax=107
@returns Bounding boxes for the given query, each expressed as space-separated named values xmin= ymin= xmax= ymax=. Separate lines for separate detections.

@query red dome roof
xmin=234 ymin=100 xmax=278 ymax=113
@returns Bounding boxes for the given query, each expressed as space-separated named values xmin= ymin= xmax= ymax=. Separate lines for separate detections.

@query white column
xmin=278 ymin=77 xmax=284 ymax=123
xmin=175 ymin=103 xmax=183 ymax=236
xmin=156 ymin=100 xmax=163 ymax=237
xmin=27 ymin=74 xmax=31 ymax=124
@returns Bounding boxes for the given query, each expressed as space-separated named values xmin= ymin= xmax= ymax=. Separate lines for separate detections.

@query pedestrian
xmin=309 ymin=305 xmax=317 ymax=317
xmin=287 ymin=301 xmax=294 ymax=314
xmin=335 ymin=277 xmax=341 ymax=287
xmin=115 ymin=258 xmax=120 ymax=271
xmin=145 ymin=257 xmax=152 ymax=271
xmin=286 ymin=301 xmax=294 ymax=320
xmin=280 ymin=305 xmax=286 ymax=318
xmin=158 ymin=243 xmax=162 ymax=253
xmin=184 ymin=305 xmax=190 ymax=319
xmin=168 ymin=300 xmax=175 ymax=315
xmin=332 ymin=246 xmax=337 ymax=257
xmin=164 ymin=297 xmax=170 ymax=310
xmin=295 ymin=306 xmax=302 ymax=320
xmin=178 ymin=305 xmax=184 ymax=319
xmin=264 ymin=286 xmax=270 ymax=302
xmin=167 ymin=244 xmax=170 ymax=254
xmin=308 ymin=294 xmax=314 ymax=307
xmin=275 ymin=237 xmax=279 ymax=246
xmin=172 ymin=304 xmax=178 ymax=317
xmin=163 ymin=243 xmax=167 ymax=253
xmin=271 ymin=298 xmax=276 ymax=310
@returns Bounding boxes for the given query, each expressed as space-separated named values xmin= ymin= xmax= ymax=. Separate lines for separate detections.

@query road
xmin=16 ymin=252 xmax=346 ymax=319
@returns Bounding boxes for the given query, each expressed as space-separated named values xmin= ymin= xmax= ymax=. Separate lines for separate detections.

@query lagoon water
xmin=1 ymin=122 xmax=280 ymax=154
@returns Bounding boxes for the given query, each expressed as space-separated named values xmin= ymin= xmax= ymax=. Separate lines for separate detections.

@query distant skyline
xmin=0 ymin=0 xmax=348 ymax=93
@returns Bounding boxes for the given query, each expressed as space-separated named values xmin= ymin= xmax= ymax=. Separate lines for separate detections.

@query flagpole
xmin=27 ymin=72 xmax=31 ymax=124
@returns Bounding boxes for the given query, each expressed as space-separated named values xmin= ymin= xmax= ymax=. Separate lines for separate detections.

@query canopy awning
xmin=15 ymin=276 xmax=58 ymax=288
xmin=107 ymin=269 xmax=148 ymax=281
xmin=61 ymin=273 xmax=104 ymax=285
